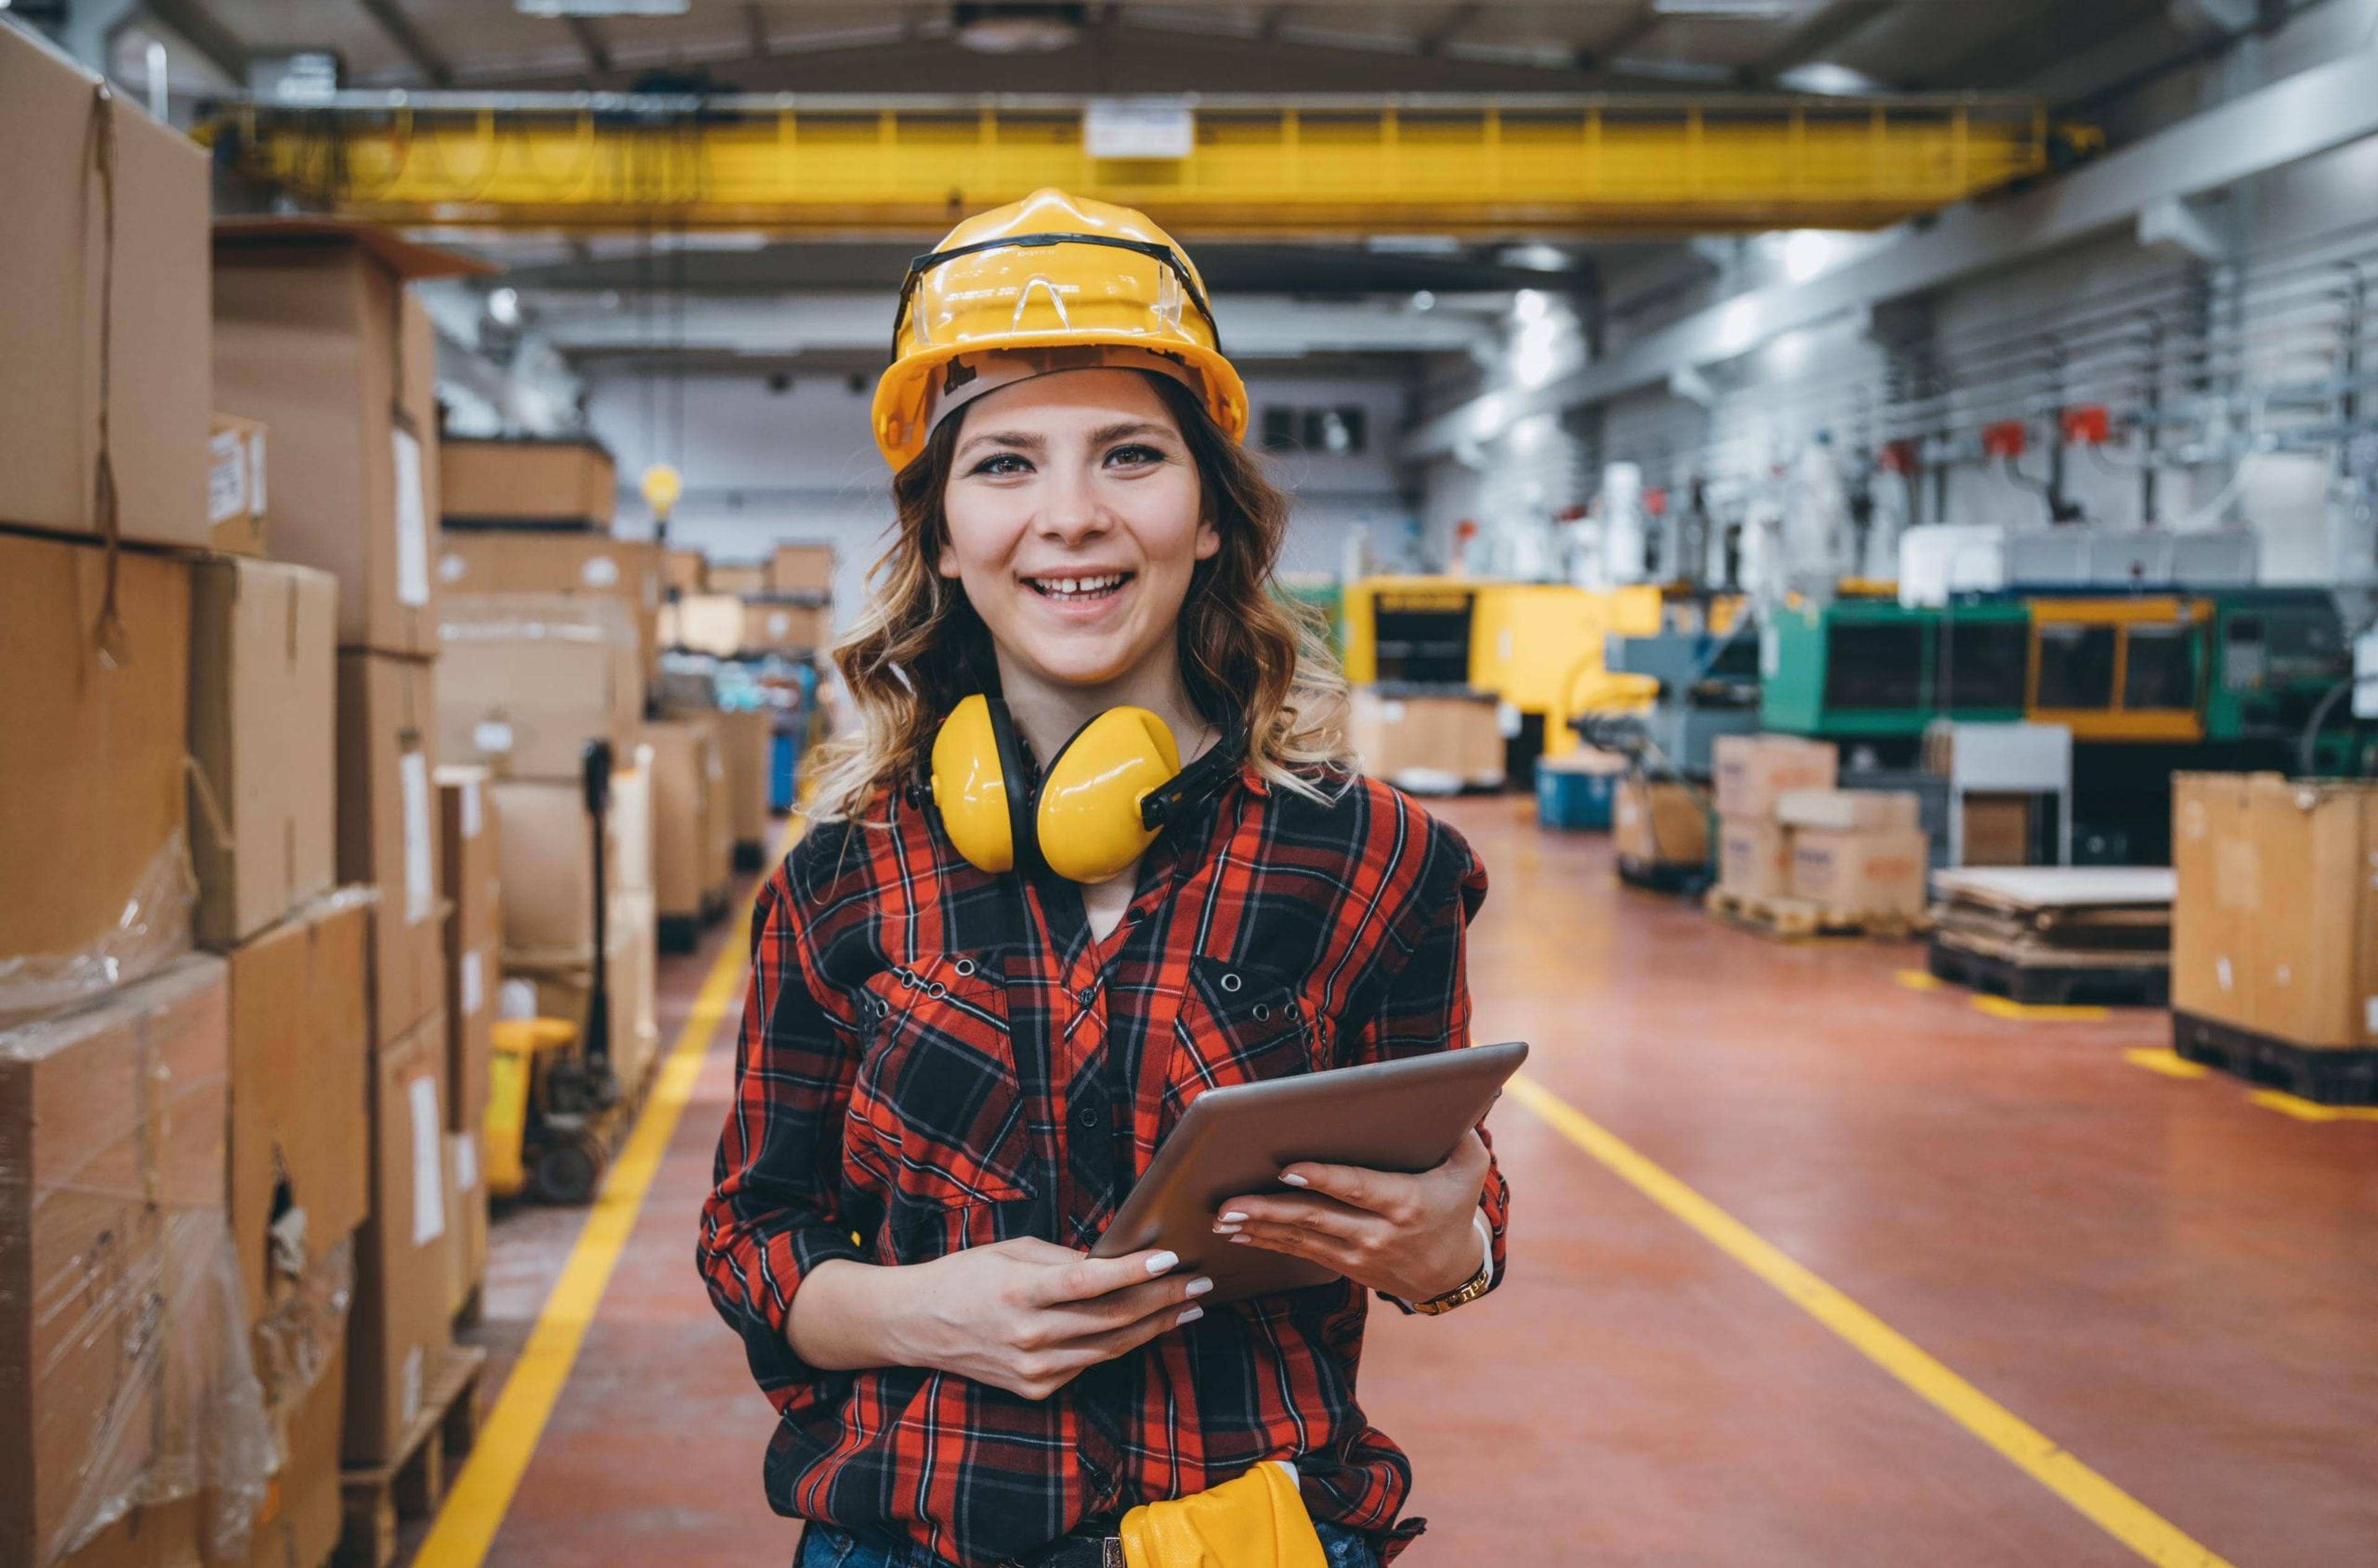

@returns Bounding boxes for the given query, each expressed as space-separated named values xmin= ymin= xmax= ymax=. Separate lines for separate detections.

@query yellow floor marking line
xmin=1505 ymin=1072 xmax=2234 ymax=1568
xmin=1894 ymin=969 xmax=1944 ymax=992
xmin=1970 ymin=995 xmax=2111 ymax=1024
xmin=2123 ymin=1048 xmax=2210 ymax=1081
xmin=416 ymin=816 xmax=801 ymax=1568
xmin=2245 ymin=1089 xmax=2378 ymax=1123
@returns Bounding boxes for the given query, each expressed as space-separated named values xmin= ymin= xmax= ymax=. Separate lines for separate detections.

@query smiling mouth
xmin=1022 ymin=572 xmax=1135 ymax=603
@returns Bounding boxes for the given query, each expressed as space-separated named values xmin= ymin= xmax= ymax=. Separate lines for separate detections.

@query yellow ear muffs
xmin=930 ymin=694 xmax=1025 ymax=874
xmin=1035 ymin=707 xmax=1182 ymax=884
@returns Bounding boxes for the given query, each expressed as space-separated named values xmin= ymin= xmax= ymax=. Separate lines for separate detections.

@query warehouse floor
xmin=422 ymin=798 xmax=2378 ymax=1568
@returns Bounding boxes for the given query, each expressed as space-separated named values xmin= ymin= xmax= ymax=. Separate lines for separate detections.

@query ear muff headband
xmin=930 ymin=694 xmax=1019 ymax=873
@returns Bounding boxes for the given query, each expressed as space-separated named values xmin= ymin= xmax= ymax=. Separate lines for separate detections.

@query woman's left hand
xmin=1214 ymin=1130 xmax=1492 ymax=1304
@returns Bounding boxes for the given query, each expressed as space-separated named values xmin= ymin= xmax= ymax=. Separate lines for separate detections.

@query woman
xmin=699 ymin=189 xmax=1510 ymax=1568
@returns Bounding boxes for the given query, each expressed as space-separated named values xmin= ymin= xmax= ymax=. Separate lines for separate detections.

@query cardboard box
xmin=226 ymin=890 xmax=373 ymax=1326
xmin=438 ymin=593 xmax=643 ymax=782
xmin=1348 ymin=688 xmax=1505 ymax=785
xmin=1 ymin=533 xmax=193 ymax=1019
xmin=1718 ymin=817 xmax=1794 ymax=900
xmin=344 ymin=1012 xmax=453 ymax=1466
xmin=492 ymin=780 xmax=599 ymax=961
xmin=2174 ymin=773 xmax=2378 ymax=1048
xmin=445 ymin=1131 xmax=487 ymax=1324
xmin=715 ymin=710 xmax=775 ymax=853
xmin=647 ymin=718 xmax=726 ymax=918
xmin=612 ymin=754 xmax=655 ymax=896
xmin=1959 ymin=793 xmax=2034 ymax=867
xmin=190 ymin=558 xmax=338 ymax=949
xmin=242 ymin=1336 xmax=346 ymax=1568
xmin=208 ymin=414 xmax=269 ymax=557
xmin=1777 ymin=788 xmax=1920 ymax=833
xmin=214 ymin=220 xmax=481 ymax=658
xmin=0 ymin=957 xmax=230 ymax=1568
xmin=514 ymin=888 xmax=657 ymax=1095
xmin=437 ymin=768 xmax=500 ymax=1136
xmin=705 ymin=562 xmax=767 ymax=596
xmin=436 ymin=531 xmax=661 ymax=686
xmin=1613 ymin=778 xmax=1708 ymax=867
xmin=438 ymin=438 xmax=616 ymax=528
xmin=664 ymin=593 xmax=834 ymax=657
xmin=1791 ymin=827 xmax=1932 ymax=918
xmin=664 ymin=549 xmax=707 ymax=595
xmin=1 ymin=25 xmax=211 ymax=550
xmin=336 ymin=653 xmax=445 ymax=1047
xmin=767 ymin=543 xmax=836 ymax=596
xmin=1713 ymin=734 xmax=1839 ymax=820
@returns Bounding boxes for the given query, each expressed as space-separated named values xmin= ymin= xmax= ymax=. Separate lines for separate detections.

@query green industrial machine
xmin=1760 ymin=599 xmax=2032 ymax=741
xmin=2204 ymin=588 xmax=2353 ymax=744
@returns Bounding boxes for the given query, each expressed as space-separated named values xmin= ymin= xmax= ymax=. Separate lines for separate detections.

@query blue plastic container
xmin=770 ymin=731 xmax=800 ymax=813
xmin=1536 ymin=762 xmax=1620 ymax=831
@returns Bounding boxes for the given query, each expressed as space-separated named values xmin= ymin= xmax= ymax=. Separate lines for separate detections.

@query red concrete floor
xmin=419 ymin=797 xmax=2378 ymax=1567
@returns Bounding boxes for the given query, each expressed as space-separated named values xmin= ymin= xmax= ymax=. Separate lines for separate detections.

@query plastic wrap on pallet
xmin=0 ymin=833 xmax=194 ymax=1024
xmin=438 ymin=589 xmax=638 ymax=651
xmin=0 ymin=962 xmax=272 ymax=1567
xmin=250 ymin=1237 xmax=355 ymax=1461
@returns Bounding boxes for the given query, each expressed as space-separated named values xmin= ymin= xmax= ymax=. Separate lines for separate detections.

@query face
xmin=938 ymin=368 xmax=1219 ymax=692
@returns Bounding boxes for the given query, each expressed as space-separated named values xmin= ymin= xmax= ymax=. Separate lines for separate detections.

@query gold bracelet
xmin=1408 ymin=1257 xmax=1494 ymax=1316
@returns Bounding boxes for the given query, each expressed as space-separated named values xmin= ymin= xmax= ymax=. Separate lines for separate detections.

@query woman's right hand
xmin=793 ymin=1242 xmax=1212 ymax=1401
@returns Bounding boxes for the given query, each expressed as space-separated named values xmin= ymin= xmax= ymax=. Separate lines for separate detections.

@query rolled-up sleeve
xmin=1341 ymin=822 xmax=1510 ymax=1306
xmin=697 ymin=868 xmax=869 ymax=1415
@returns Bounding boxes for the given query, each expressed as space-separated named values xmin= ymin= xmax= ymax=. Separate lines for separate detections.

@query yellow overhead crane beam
xmin=203 ymin=92 xmax=2089 ymax=237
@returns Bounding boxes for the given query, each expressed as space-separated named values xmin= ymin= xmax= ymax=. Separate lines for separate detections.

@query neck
xmin=995 ymin=643 xmax=1213 ymax=769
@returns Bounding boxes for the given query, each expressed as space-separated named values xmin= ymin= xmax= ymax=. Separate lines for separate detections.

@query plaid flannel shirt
xmin=699 ymin=765 xmax=1506 ymax=1568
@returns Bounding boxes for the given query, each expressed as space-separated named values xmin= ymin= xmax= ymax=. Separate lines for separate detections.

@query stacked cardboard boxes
xmin=664 ymin=548 xmax=708 ymax=596
xmin=713 ymin=709 xmax=776 ymax=869
xmin=439 ymin=438 xmax=616 ymax=530
xmin=435 ymin=770 xmax=500 ymax=1318
xmin=2172 ymin=773 xmax=2378 ymax=1053
xmin=1613 ymin=778 xmax=1710 ymax=874
xmin=1348 ymin=686 xmax=1505 ymax=792
xmin=436 ymin=529 xmax=662 ymax=689
xmin=647 ymin=718 xmax=733 ymax=949
xmin=1714 ymin=735 xmax=1839 ymax=902
xmin=705 ymin=561 xmax=768 ymax=596
xmin=664 ymin=593 xmax=834 ymax=658
xmin=438 ymin=593 xmax=643 ymax=781
xmin=1713 ymin=737 xmax=1930 ymax=923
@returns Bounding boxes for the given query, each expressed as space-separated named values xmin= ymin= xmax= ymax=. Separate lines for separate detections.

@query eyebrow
xmin=956 ymin=420 xmax=1176 ymax=461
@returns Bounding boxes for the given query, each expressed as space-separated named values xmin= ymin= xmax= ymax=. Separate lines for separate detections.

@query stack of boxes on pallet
xmin=0 ymin=28 xmax=483 ymax=1568
xmin=2171 ymin=774 xmax=2378 ymax=1100
xmin=664 ymin=541 xmax=837 ymax=660
xmin=1712 ymin=736 xmax=1932 ymax=930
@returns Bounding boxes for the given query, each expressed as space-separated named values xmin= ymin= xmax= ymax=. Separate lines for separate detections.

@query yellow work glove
xmin=1118 ymin=1461 xmax=1328 ymax=1568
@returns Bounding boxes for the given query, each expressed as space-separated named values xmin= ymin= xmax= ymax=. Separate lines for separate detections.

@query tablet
xmin=1090 ymin=1040 xmax=1528 ymax=1305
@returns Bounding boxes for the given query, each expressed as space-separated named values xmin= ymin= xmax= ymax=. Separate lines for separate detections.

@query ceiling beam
xmin=744 ymin=1 xmax=769 ymax=58
xmin=1409 ymin=34 xmax=2378 ymax=455
xmin=1745 ymin=0 xmax=1892 ymax=87
xmin=1257 ymin=5 xmax=1294 ymax=42
xmin=141 ymin=0 xmax=249 ymax=83
xmin=354 ymin=0 xmax=453 ymax=87
xmin=1573 ymin=1 xmax=1663 ymax=74
xmin=1420 ymin=2 xmax=1484 ymax=56
xmin=1909 ymin=0 xmax=2133 ymax=90
xmin=564 ymin=15 xmax=612 ymax=76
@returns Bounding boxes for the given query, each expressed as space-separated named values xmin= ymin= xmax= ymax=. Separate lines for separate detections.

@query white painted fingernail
xmin=1219 ymin=1211 xmax=1249 ymax=1223
xmin=1211 ymin=1223 xmax=1242 ymax=1235
xmin=1176 ymin=1305 xmax=1204 ymax=1326
xmin=1146 ymin=1251 xmax=1180 ymax=1274
xmin=1279 ymin=1172 xmax=1309 ymax=1187
xmin=1185 ymin=1276 xmax=1214 ymax=1297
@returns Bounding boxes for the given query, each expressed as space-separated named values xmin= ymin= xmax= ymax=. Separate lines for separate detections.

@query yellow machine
xmin=2026 ymin=596 xmax=2211 ymax=743
xmin=484 ymin=1017 xmax=605 ymax=1202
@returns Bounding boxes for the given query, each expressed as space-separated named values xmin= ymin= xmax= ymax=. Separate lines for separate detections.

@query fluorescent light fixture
xmin=1651 ymin=0 xmax=1797 ymax=15
xmin=1411 ymin=290 xmax=1436 ymax=311
xmin=1779 ymin=230 xmax=1837 ymax=282
xmin=1777 ymin=61 xmax=1888 ymax=96
xmin=1367 ymin=235 xmax=1463 ymax=255
xmin=487 ymin=287 xmax=521 ymax=326
xmin=1716 ymin=298 xmax=1759 ymax=355
xmin=1499 ymin=243 xmax=1571 ymax=272
xmin=516 ymin=0 xmax=691 ymax=17
xmin=1513 ymin=289 xmax=1549 ymax=323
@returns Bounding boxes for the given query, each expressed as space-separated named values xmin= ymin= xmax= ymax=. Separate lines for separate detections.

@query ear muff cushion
xmin=930 ymin=694 xmax=1017 ymax=873
xmin=1036 ymin=707 xmax=1182 ymax=883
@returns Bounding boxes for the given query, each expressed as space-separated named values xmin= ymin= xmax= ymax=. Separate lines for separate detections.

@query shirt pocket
xmin=1162 ymin=956 xmax=1328 ymax=1137
xmin=848 ymin=951 xmax=1036 ymax=1213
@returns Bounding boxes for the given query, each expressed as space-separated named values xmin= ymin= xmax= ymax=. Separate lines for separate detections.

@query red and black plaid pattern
xmin=699 ymin=766 xmax=1505 ymax=1568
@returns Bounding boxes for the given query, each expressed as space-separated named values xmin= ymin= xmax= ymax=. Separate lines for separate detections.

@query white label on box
xmin=461 ymin=948 xmax=484 ymax=1017
xmin=403 ymin=1346 xmax=424 ymax=1427
xmin=472 ymin=720 xmax=516 ymax=756
xmin=461 ymin=776 xmax=483 ymax=838
xmin=393 ymin=429 xmax=431 ymax=606
xmin=451 ymin=1132 xmax=479 ymax=1196
xmin=1496 ymin=701 xmax=1522 ymax=739
xmin=768 ymin=612 xmax=791 ymax=638
xmin=2216 ymin=956 xmax=2234 ymax=992
xmin=249 ymin=432 xmax=267 ymax=515
xmin=401 ymin=750 xmax=435 ymax=926
xmin=439 ymin=552 xmax=468 ymax=585
xmin=581 ymin=554 xmax=620 ymax=588
xmin=409 ymin=1074 xmax=447 ymax=1248
xmin=208 ymin=431 xmax=246 ymax=524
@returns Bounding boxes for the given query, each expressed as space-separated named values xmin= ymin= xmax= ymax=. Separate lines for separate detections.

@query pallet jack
xmin=485 ymin=739 xmax=625 ymax=1206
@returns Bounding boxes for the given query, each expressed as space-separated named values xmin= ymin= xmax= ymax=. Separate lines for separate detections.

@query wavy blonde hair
xmin=805 ymin=372 xmax=1352 ymax=825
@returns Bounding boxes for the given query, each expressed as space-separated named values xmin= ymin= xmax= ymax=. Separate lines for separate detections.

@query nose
xmin=1034 ymin=461 xmax=1112 ymax=549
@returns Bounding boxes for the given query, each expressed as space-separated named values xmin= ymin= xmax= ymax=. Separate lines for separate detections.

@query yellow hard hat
xmin=871 ymin=188 xmax=1248 ymax=469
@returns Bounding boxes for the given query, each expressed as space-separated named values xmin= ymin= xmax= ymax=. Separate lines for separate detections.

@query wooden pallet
xmin=334 ymin=1344 xmax=489 ymax=1568
xmin=1616 ymin=855 xmax=1710 ymax=896
xmin=1705 ymin=886 xmax=1931 ymax=942
xmin=2171 ymin=1011 xmax=2378 ymax=1106
xmin=1927 ymin=933 xmax=2169 ymax=1008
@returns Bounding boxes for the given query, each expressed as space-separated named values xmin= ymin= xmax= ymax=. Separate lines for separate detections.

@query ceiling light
xmin=1411 ymin=290 xmax=1436 ymax=312
xmin=1779 ymin=230 xmax=1838 ymax=283
xmin=1651 ymin=0 xmax=1797 ymax=16
xmin=516 ymin=0 xmax=691 ymax=17
xmin=954 ymin=4 xmax=1084 ymax=54
xmin=1716 ymin=298 xmax=1759 ymax=355
xmin=1499 ymin=243 xmax=1570 ymax=272
xmin=1513 ymin=289 xmax=1549 ymax=323
xmin=1367 ymin=235 xmax=1463 ymax=256
xmin=1776 ymin=61 xmax=1887 ymax=96
xmin=486 ymin=287 xmax=521 ymax=326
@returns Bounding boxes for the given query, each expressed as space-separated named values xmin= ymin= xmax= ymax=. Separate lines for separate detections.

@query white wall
xmin=587 ymin=365 xmax=1420 ymax=619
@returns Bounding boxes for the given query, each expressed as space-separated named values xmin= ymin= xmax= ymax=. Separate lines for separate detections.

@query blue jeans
xmin=796 ymin=1520 xmax=1382 ymax=1568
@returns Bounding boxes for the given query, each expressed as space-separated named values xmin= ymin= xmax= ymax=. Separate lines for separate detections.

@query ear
xmin=935 ymin=542 xmax=964 ymax=578
xmin=1193 ymin=513 xmax=1222 ymax=562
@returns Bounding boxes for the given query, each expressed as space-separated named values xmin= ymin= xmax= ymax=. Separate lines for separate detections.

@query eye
xmin=969 ymin=452 xmax=1032 ymax=476
xmin=1105 ymin=442 xmax=1167 ymax=468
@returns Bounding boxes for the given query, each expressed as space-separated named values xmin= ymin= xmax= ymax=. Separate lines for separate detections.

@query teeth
xmin=1035 ymin=573 xmax=1124 ymax=598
